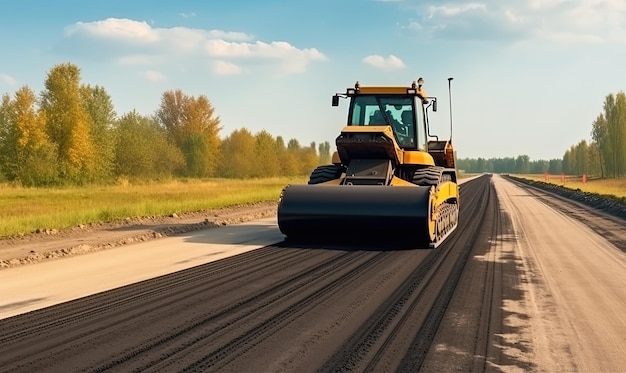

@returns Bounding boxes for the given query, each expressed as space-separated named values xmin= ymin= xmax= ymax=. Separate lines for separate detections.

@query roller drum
xmin=277 ymin=184 xmax=433 ymax=245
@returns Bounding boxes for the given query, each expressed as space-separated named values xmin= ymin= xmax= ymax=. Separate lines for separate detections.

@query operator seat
xmin=369 ymin=110 xmax=386 ymax=125
xmin=398 ymin=110 xmax=415 ymax=148
xmin=401 ymin=110 xmax=413 ymax=127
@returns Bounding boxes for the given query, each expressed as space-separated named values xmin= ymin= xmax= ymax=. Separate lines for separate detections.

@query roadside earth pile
xmin=504 ymin=175 xmax=626 ymax=220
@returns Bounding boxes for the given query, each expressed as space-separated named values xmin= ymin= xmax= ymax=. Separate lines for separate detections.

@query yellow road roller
xmin=277 ymin=78 xmax=459 ymax=248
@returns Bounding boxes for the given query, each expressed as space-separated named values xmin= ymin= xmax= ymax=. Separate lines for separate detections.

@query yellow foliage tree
xmin=218 ymin=128 xmax=255 ymax=178
xmin=157 ymin=89 xmax=222 ymax=177
xmin=0 ymin=86 xmax=58 ymax=185
xmin=40 ymin=63 xmax=95 ymax=182
xmin=254 ymin=130 xmax=281 ymax=177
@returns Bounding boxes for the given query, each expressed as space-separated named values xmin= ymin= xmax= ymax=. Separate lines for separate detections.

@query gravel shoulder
xmin=495 ymin=175 xmax=626 ymax=372
xmin=0 ymin=201 xmax=278 ymax=269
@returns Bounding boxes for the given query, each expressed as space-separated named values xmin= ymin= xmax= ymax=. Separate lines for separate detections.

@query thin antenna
xmin=448 ymin=77 xmax=453 ymax=142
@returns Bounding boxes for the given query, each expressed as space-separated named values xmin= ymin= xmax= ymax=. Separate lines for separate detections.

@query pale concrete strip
xmin=0 ymin=217 xmax=283 ymax=320
xmin=494 ymin=175 xmax=626 ymax=373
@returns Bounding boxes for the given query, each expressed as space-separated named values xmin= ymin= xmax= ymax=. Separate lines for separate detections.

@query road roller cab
xmin=278 ymin=78 xmax=460 ymax=248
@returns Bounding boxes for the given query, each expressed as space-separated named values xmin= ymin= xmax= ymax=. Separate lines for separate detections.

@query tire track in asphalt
xmin=0 ymin=176 xmax=496 ymax=373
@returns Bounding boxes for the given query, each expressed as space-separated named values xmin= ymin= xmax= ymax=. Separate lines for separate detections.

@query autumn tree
xmin=586 ymin=142 xmax=602 ymax=177
xmin=0 ymin=94 xmax=17 ymax=181
xmin=281 ymin=139 xmax=319 ymax=176
xmin=575 ymin=140 xmax=589 ymax=175
xmin=587 ymin=92 xmax=626 ymax=177
xmin=299 ymin=141 xmax=319 ymax=175
xmin=284 ymin=139 xmax=304 ymax=176
xmin=253 ymin=130 xmax=281 ymax=177
xmin=217 ymin=128 xmax=256 ymax=178
xmin=605 ymin=92 xmax=626 ymax=177
xmin=276 ymin=135 xmax=298 ymax=176
xmin=156 ymin=90 xmax=222 ymax=177
xmin=40 ymin=63 xmax=96 ymax=183
xmin=590 ymin=114 xmax=607 ymax=178
xmin=81 ymin=84 xmax=117 ymax=181
xmin=0 ymin=88 xmax=58 ymax=185
xmin=318 ymin=141 xmax=332 ymax=165
xmin=114 ymin=111 xmax=184 ymax=179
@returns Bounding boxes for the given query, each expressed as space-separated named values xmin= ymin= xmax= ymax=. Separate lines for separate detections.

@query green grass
xmin=515 ymin=174 xmax=626 ymax=198
xmin=0 ymin=177 xmax=307 ymax=238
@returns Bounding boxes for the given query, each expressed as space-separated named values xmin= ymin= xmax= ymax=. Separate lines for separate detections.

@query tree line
xmin=457 ymin=156 xmax=562 ymax=175
xmin=0 ymin=63 xmax=332 ymax=186
xmin=567 ymin=91 xmax=626 ymax=178
xmin=458 ymin=90 xmax=626 ymax=178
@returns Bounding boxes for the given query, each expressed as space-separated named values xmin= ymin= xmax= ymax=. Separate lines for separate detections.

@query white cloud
xmin=362 ymin=54 xmax=406 ymax=70
xmin=116 ymin=54 xmax=161 ymax=66
xmin=205 ymin=39 xmax=327 ymax=74
xmin=405 ymin=21 xmax=423 ymax=31
xmin=212 ymin=60 xmax=244 ymax=75
xmin=63 ymin=18 xmax=326 ymax=74
xmin=140 ymin=70 xmax=166 ymax=82
xmin=179 ymin=12 xmax=197 ymax=18
xmin=534 ymin=0 xmax=626 ymax=44
xmin=428 ymin=3 xmax=486 ymax=17
xmin=406 ymin=1 xmax=626 ymax=44
xmin=503 ymin=9 xmax=524 ymax=24
xmin=66 ymin=18 xmax=160 ymax=43
xmin=0 ymin=74 xmax=17 ymax=86
xmin=528 ymin=0 xmax=568 ymax=11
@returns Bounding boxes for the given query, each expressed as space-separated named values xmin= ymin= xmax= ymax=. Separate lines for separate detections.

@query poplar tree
xmin=515 ymin=155 xmax=530 ymax=174
xmin=254 ymin=130 xmax=281 ymax=177
xmin=40 ymin=63 xmax=95 ymax=183
xmin=0 ymin=87 xmax=57 ymax=185
xmin=0 ymin=94 xmax=18 ymax=180
xmin=318 ymin=141 xmax=332 ymax=165
xmin=299 ymin=141 xmax=319 ymax=175
xmin=614 ymin=92 xmax=626 ymax=177
xmin=590 ymin=114 xmax=607 ymax=178
xmin=276 ymin=135 xmax=298 ymax=176
xmin=81 ymin=84 xmax=117 ymax=181
xmin=156 ymin=90 xmax=222 ymax=177
xmin=114 ymin=111 xmax=184 ymax=178
xmin=218 ymin=128 xmax=255 ymax=178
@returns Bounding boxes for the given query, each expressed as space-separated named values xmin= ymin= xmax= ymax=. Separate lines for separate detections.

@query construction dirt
xmin=0 ymin=201 xmax=279 ymax=269
xmin=2 ymin=176 xmax=624 ymax=269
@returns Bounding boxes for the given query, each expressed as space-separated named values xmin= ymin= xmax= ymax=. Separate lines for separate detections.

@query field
xmin=516 ymin=174 xmax=626 ymax=198
xmin=0 ymin=177 xmax=306 ymax=238
xmin=5 ymin=172 xmax=618 ymax=240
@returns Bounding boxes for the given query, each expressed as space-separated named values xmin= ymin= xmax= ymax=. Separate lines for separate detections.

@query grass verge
xmin=515 ymin=174 xmax=626 ymax=198
xmin=0 ymin=177 xmax=307 ymax=238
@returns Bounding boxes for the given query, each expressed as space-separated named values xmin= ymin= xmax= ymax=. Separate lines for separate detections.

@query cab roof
xmin=357 ymin=86 xmax=412 ymax=94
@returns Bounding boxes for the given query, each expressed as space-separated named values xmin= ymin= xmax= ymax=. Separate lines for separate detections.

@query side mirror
xmin=433 ymin=99 xmax=438 ymax=112
xmin=332 ymin=95 xmax=339 ymax=107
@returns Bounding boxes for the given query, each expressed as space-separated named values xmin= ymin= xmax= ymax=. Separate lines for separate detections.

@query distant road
xmin=0 ymin=174 xmax=624 ymax=372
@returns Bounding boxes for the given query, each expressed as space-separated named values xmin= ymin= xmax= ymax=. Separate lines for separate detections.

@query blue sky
xmin=1 ymin=0 xmax=625 ymax=160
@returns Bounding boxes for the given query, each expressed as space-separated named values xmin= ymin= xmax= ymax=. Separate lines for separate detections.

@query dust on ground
xmin=0 ymin=201 xmax=279 ymax=269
